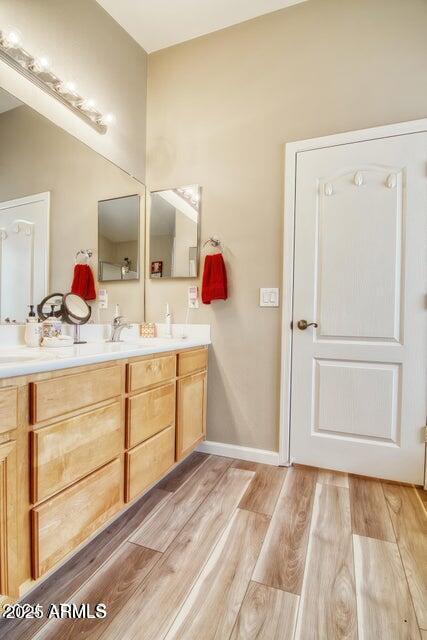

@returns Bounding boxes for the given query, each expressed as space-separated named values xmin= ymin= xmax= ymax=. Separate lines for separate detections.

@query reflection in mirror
xmin=149 ymin=185 xmax=201 ymax=278
xmin=98 ymin=195 xmax=140 ymax=281
xmin=0 ymin=192 xmax=49 ymax=323
xmin=0 ymin=85 xmax=145 ymax=323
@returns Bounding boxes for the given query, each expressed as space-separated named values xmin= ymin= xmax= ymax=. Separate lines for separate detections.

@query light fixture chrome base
xmin=0 ymin=31 xmax=108 ymax=134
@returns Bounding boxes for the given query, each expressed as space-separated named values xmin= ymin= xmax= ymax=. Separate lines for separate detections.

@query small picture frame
xmin=151 ymin=260 xmax=163 ymax=278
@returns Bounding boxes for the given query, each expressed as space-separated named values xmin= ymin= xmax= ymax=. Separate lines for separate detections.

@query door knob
xmin=297 ymin=319 xmax=318 ymax=330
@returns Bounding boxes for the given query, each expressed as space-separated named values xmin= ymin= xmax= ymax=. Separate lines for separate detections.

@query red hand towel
xmin=202 ymin=253 xmax=228 ymax=304
xmin=71 ymin=264 xmax=96 ymax=300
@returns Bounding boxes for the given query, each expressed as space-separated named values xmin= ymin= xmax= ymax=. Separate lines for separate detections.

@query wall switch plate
xmin=188 ymin=285 xmax=199 ymax=309
xmin=259 ymin=287 xmax=279 ymax=307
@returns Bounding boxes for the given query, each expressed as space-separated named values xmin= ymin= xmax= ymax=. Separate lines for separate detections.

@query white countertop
xmin=0 ymin=326 xmax=210 ymax=379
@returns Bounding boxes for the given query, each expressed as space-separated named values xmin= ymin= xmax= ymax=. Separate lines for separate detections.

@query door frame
xmin=279 ymin=118 xmax=427 ymax=466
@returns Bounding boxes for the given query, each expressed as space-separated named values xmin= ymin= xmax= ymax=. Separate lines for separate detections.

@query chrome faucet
xmin=109 ymin=315 xmax=131 ymax=342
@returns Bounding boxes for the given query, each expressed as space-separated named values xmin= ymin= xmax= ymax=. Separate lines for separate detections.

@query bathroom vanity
xmin=0 ymin=338 xmax=208 ymax=607
xmin=0 ymin=47 xmax=210 ymax=611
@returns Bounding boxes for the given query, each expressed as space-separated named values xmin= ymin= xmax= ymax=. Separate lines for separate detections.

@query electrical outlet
xmin=98 ymin=288 xmax=108 ymax=309
xmin=259 ymin=288 xmax=279 ymax=307
xmin=188 ymin=286 xmax=199 ymax=309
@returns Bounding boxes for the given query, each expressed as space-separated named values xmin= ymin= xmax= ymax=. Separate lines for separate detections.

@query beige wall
xmin=146 ymin=0 xmax=427 ymax=451
xmin=0 ymin=106 xmax=145 ymax=322
xmin=0 ymin=0 xmax=147 ymax=181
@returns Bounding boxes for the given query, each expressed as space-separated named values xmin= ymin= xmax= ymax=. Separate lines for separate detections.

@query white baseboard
xmin=197 ymin=440 xmax=280 ymax=466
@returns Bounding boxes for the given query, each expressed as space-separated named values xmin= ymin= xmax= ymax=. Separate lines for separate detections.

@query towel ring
xmin=75 ymin=249 xmax=93 ymax=264
xmin=203 ymin=236 xmax=223 ymax=253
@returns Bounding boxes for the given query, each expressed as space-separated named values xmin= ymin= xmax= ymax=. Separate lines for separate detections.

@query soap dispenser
xmin=25 ymin=305 xmax=41 ymax=347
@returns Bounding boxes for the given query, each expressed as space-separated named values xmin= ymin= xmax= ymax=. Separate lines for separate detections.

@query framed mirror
xmin=0 ymin=83 xmax=146 ymax=323
xmin=98 ymin=195 xmax=141 ymax=281
xmin=149 ymin=185 xmax=201 ymax=278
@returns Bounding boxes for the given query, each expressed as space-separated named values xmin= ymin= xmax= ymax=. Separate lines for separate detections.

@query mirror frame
xmin=97 ymin=193 xmax=141 ymax=283
xmin=148 ymin=185 xmax=202 ymax=280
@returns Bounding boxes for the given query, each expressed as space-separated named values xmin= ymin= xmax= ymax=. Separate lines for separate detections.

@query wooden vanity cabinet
xmin=0 ymin=345 xmax=208 ymax=604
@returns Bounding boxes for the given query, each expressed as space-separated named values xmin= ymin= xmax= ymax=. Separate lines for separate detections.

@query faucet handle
xmin=112 ymin=315 xmax=126 ymax=326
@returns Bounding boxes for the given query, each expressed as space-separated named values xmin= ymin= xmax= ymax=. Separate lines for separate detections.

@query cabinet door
xmin=0 ymin=388 xmax=18 ymax=434
xmin=176 ymin=371 xmax=207 ymax=460
xmin=0 ymin=441 xmax=18 ymax=601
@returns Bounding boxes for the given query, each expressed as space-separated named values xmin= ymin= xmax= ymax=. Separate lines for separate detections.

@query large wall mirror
xmin=149 ymin=185 xmax=201 ymax=278
xmin=0 ymin=85 xmax=145 ymax=323
xmin=98 ymin=195 xmax=140 ymax=281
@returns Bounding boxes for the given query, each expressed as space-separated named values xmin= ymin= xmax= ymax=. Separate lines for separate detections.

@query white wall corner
xmin=196 ymin=440 xmax=281 ymax=466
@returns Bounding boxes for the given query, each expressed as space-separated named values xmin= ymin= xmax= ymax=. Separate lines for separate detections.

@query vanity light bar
xmin=0 ymin=29 xmax=114 ymax=134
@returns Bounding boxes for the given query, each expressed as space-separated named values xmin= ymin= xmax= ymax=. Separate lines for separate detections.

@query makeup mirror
xmin=63 ymin=293 xmax=91 ymax=324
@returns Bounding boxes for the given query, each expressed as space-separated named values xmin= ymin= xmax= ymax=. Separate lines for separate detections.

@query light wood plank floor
xmin=1 ymin=453 xmax=425 ymax=640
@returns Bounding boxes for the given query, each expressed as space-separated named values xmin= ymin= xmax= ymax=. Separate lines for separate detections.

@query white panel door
xmin=290 ymin=132 xmax=426 ymax=483
xmin=0 ymin=192 xmax=49 ymax=322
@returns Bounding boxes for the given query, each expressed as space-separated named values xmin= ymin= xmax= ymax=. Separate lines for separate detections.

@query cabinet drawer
xmin=31 ymin=458 xmax=122 ymax=579
xmin=0 ymin=387 xmax=18 ymax=434
xmin=127 ymin=383 xmax=175 ymax=449
xmin=125 ymin=426 xmax=175 ymax=502
xmin=31 ymin=365 xmax=123 ymax=423
xmin=127 ymin=355 xmax=176 ymax=392
xmin=31 ymin=401 xmax=123 ymax=503
xmin=178 ymin=348 xmax=208 ymax=377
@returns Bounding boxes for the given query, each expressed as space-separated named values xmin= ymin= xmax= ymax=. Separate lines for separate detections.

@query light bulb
xmin=34 ymin=55 xmax=50 ymax=72
xmin=77 ymin=98 xmax=97 ymax=112
xmin=7 ymin=30 xmax=21 ymax=46
xmin=103 ymin=113 xmax=115 ymax=124
xmin=65 ymin=80 xmax=77 ymax=93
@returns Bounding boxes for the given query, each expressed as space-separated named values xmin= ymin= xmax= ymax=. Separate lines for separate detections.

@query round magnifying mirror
xmin=63 ymin=293 xmax=91 ymax=323
xmin=63 ymin=293 xmax=91 ymax=344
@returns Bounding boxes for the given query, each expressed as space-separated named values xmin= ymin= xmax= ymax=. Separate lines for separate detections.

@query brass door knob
xmin=297 ymin=319 xmax=318 ymax=330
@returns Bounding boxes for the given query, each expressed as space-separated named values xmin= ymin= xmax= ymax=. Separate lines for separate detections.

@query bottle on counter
xmin=41 ymin=305 xmax=63 ymax=346
xmin=25 ymin=305 xmax=42 ymax=347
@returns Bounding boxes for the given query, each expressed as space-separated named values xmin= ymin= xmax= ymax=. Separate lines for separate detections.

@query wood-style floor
xmin=1 ymin=453 xmax=426 ymax=639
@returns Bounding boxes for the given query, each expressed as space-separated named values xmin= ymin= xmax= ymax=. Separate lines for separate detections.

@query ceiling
xmin=0 ymin=88 xmax=22 ymax=115
xmin=96 ymin=0 xmax=306 ymax=53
